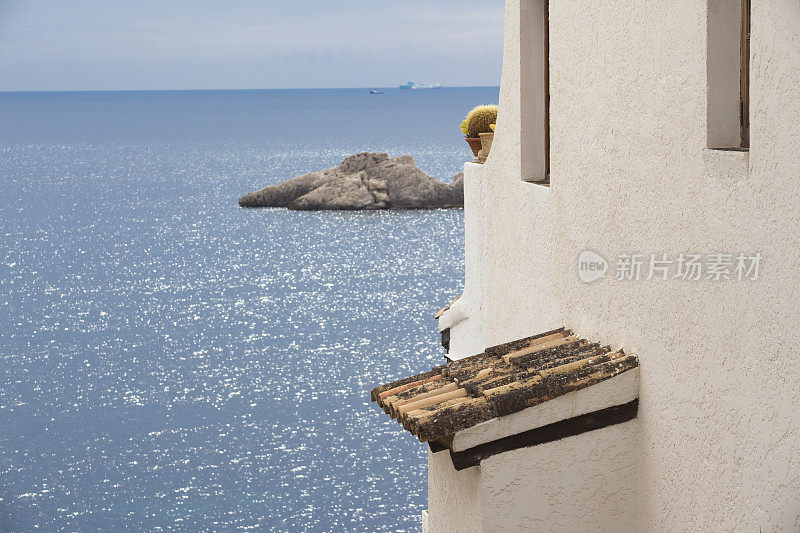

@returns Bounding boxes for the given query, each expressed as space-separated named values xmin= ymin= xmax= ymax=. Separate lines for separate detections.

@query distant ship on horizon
xmin=398 ymin=81 xmax=443 ymax=90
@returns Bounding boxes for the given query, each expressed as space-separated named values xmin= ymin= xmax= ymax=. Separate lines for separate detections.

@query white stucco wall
xmin=479 ymin=421 xmax=639 ymax=533
xmin=426 ymin=449 xmax=482 ymax=533
xmin=440 ymin=163 xmax=489 ymax=360
xmin=432 ymin=0 xmax=800 ymax=530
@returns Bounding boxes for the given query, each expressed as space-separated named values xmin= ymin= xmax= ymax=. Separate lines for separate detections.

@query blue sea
xmin=0 ymin=87 xmax=497 ymax=531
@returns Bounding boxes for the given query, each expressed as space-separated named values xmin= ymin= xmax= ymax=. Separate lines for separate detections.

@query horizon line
xmin=0 ymin=85 xmax=501 ymax=95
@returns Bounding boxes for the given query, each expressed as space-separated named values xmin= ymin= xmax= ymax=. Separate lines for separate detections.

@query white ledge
xmin=450 ymin=368 xmax=639 ymax=452
xmin=438 ymin=297 xmax=469 ymax=332
xmin=463 ymin=161 xmax=486 ymax=173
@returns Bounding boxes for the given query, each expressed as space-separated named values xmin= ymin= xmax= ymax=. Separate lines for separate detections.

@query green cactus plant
xmin=463 ymin=104 xmax=498 ymax=138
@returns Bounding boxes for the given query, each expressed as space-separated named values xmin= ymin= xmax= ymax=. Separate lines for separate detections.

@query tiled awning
xmin=370 ymin=327 xmax=639 ymax=469
xmin=434 ymin=293 xmax=462 ymax=319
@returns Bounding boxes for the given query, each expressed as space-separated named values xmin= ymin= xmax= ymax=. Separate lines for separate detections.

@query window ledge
xmin=522 ymin=176 xmax=550 ymax=188
xmin=703 ymin=148 xmax=749 ymax=180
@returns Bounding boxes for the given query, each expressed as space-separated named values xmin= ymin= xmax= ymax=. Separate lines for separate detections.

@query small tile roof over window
xmin=370 ymin=327 xmax=639 ymax=469
xmin=434 ymin=293 xmax=462 ymax=319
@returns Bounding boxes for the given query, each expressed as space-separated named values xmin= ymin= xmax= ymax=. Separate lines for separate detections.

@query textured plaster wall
xmin=480 ymin=421 xmax=639 ymax=533
xmin=433 ymin=0 xmax=800 ymax=530
xmin=426 ymin=449 xmax=482 ymax=533
xmin=444 ymin=163 xmax=490 ymax=360
xmin=480 ymin=0 xmax=560 ymax=347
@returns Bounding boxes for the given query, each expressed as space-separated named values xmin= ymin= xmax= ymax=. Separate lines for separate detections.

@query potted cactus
xmin=461 ymin=105 xmax=498 ymax=161
xmin=478 ymin=123 xmax=496 ymax=163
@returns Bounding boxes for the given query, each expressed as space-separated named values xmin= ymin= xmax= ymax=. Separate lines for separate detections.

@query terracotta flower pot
xmin=478 ymin=132 xmax=494 ymax=163
xmin=465 ymin=137 xmax=482 ymax=158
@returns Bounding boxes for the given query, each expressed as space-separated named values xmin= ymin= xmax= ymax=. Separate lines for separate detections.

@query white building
xmin=373 ymin=1 xmax=799 ymax=531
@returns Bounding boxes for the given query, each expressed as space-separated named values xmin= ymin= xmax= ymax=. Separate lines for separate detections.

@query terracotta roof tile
xmin=370 ymin=328 xmax=639 ymax=449
xmin=434 ymin=293 xmax=462 ymax=319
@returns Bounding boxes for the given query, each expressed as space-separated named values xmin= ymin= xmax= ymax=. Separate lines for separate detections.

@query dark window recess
xmin=440 ymin=328 xmax=450 ymax=354
xmin=544 ymin=0 xmax=550 ymax=177
xmin=740 ymin=0 xmax=750 ymax=148
xmin=707 ymin=0 xmax=751 ymax=151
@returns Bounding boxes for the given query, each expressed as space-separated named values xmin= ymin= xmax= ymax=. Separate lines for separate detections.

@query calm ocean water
xmin=0 ymin=87 xmax=497 ymax=531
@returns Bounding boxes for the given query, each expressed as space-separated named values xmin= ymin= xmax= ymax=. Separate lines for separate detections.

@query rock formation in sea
xmin=238 ymin=153 xmax=463 ymax=210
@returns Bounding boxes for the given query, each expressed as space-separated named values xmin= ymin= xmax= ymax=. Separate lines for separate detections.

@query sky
xmin=0 ymin=0 xmax=505 ymax=92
